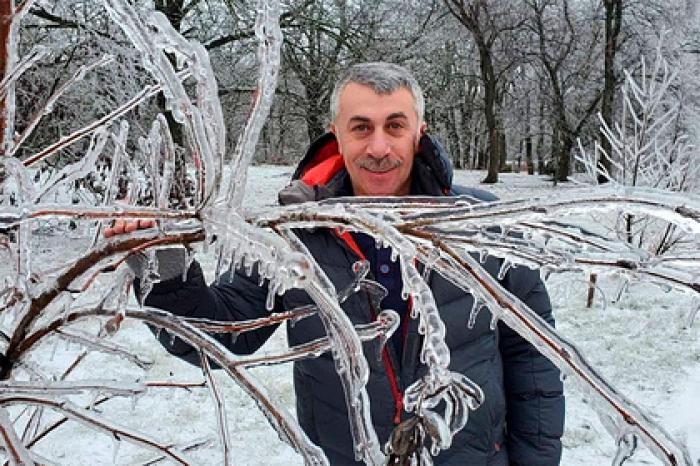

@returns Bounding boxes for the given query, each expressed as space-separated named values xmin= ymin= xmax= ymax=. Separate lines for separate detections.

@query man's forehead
xmin=337 ymin=83 xmax=416 ymax=118
xmin=348 ymin=112 xmax=408 ymax=122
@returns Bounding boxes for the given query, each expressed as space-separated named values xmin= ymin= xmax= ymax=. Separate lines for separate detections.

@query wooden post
xmin=586 ymin=273 xmax=598 ymax=308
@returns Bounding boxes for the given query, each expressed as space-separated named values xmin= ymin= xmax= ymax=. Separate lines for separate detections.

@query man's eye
xmin=353 ymin=124 xmax=370 ymax=132
xmin=388 ymin=122 xmax=404 ymax=130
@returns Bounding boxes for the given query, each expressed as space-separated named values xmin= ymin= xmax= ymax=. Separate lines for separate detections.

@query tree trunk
xmin=498 ymin=126 xmax=507 ymax=171
xmin=304 ymin=88 xmax=326 ymax=142
xmin=460 ymin=100 xmax=472 ymax=168
xmin=525 ymin=94 xmax=533 ymax=174
xmin=1 ymin=0 xmax=16 ymax=156
xmin=537 ymin=99 xmax=545 ymax=174
xmin=477 ymin=41 xmax=500 ymax=183
xmin=599 ymin=0 xmax=623 ymax=183
xmin=557 ymin=128 xmax=573 ymax=182
xmin=446 ymin=107 xmax=461 ymax=167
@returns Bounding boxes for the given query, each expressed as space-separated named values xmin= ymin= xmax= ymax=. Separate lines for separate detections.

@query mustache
xmin=356 ymin=156 xmax=402 ymax=173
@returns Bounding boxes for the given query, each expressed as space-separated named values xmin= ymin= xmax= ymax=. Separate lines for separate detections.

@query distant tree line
xmin=11 ymin=0 xmax=700 ymax=183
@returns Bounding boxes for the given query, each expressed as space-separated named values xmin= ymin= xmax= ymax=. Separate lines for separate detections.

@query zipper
xmin=334 ymin=229 xmax=405 ymax=425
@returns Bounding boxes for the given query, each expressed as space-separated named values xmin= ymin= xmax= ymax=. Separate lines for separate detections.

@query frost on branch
xmin=577 ymin=42 xmax=700 ymax=255
xmin=0 ymin=1 xmax=697 ymax=465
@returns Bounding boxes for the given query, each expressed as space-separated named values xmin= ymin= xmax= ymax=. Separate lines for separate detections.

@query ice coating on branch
xmin=0 ymin=408 xmax=34 ymax=465
xmin=137 ymin=249 xmax=160 ymax=304
xmin=274 ymin=228 xmax=383 ymax=464
xmin=103 ymin=0 xmax=223 ymax=207
xmin=422 ymin=244 xmax=693 ymax=465
xmin=0 ymin=45 xmax=49 ymax=99
xmin=12 ymin=54 xmax=114 ymax=157
xmin=120 ymin=306 xmax=329 ymax=465
xmin=1 ymin=157 xmax=34 ymax=298
xmin=141 ymin=118 xmax=163 ymax=207
xmin=36 ymin=126 xmax=109 ymax=203
xmin=224 ymin=0 xmax=283 ymax=211
xmin=101 ymin=268 xmax=134 ymax=336
xmin=156 ymin=114 xmax=176 ymax=209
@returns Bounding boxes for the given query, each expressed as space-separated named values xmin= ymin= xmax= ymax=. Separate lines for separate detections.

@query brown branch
xmin=0 ymin=395 xmax=191 ymax=464
xmin=234 ymin=311 xmax=398 ymax=369
xmin=13 ymin=305 xmax=325 ymax=464
xmin=1 ymin=230 xmax=204 ymax=379
xmin=0 ymin=408 xmax=33 ymax=465
xmin=186 ymin=305 xmax=315 ymax=334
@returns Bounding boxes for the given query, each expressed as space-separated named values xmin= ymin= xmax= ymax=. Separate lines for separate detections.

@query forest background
xmin=12 ymin=0 xmax=700 ymax=185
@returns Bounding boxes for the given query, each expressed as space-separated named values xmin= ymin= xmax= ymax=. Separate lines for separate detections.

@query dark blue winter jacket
xmin=144 ymin=133 xmax=564 ymax=465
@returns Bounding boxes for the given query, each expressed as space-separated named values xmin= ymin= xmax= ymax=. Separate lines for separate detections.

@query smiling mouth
xmin=364 ymin=165 xmax=394 ymax=174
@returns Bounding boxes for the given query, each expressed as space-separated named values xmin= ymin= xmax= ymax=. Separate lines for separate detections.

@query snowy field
xmin=4 ymin=166 xmax=699 ymax=465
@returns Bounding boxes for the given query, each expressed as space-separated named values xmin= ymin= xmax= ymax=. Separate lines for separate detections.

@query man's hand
xmin=104 ymin=219 xmax=156 ymax=238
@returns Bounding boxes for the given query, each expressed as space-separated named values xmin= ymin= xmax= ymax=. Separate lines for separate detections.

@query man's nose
xmin=367 ymin=130 xmax=390 ymax=157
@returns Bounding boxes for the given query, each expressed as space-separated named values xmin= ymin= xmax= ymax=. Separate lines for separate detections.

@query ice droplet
xmin=497 ymin=260 xmax=511 ymax=280
xmin=265 ymin=282 xmax=277 ymax=311
xmin=467 ymin=299 xmax=483 ymax=329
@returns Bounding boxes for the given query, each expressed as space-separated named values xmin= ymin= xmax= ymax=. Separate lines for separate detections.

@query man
xmin=107 ymin=62 xmax=564 ymax=465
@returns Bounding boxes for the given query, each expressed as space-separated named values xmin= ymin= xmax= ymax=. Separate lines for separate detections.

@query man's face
xmin=331 ymin=82 xmax=426 ymax=196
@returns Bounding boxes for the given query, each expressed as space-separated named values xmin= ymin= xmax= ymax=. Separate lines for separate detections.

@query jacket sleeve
xmin=498 ymin=268 xmax=565 ymax=466
xmin=140 ymin=256 xmax=282 ymax=366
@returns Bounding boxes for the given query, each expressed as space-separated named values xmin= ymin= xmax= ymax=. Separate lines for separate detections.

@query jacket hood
xmin=279 ymin=132 xmax=455 ymax=205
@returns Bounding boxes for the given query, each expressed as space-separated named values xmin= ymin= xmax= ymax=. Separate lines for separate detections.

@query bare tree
xmin=598 ymin=0 xmax=623 ymax=183
xmin=525 ymin=0 xmax=604 ymax=182
xmin=444 ymin=0 xmax=524 ymax=183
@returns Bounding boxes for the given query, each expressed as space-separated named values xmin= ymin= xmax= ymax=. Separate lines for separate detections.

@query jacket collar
xmin=278 ymin=132 xmax=454 ymax=205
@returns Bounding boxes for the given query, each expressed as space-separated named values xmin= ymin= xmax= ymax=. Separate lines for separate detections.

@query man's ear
xmin=330 ymin=123 xmax=337 ymax=136
xmin=419 ymin=121 xmax=427 ymax=134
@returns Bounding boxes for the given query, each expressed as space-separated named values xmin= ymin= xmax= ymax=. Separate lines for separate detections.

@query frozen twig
xmin=0 ymin=395 xmax=192 ymax=464
xmin=0 ymin=408 xmax=34 ymax=465
xmin=55 ymin=329 xmax=154 ymax=370
xmin=21 ymin=70 xmax=190 ymax=168
xmin=199 ymin=351 xmax=231 ymax=464
xmin=420 ymin=240 xmax=692 ymax=466
xmin=234 ymin=310 xmax=399 ymax=369
xmin=0 ymin=380 xmax=146 ymax=397
xmin=10 ymin=55 xmax=114 ymax=157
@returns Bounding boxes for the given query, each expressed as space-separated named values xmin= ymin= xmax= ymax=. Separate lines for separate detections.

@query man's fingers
xmin=104 ymin=219 xmax=155 ymax=238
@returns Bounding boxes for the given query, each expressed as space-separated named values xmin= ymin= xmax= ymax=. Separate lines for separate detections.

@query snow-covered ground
xmin=5 ymin=166 xmax=699 ymax=465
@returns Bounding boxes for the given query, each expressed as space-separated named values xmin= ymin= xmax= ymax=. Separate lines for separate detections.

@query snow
xmin=3 ymin=167 xmax=699 ymax=465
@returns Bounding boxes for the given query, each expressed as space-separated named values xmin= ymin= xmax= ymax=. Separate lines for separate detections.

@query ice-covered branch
xmin=103 ymin=0 xmax=223 ymax=208
xmin=21 ymin=69 xmax=189 ymax=168
xmin=54 ymin=329 xmax=154 ymax=370
xmin=199 ymin=351 xmax=231 ymax=465
xmin=1 ymin=229 xmax=203 ymax=377
xmin=224 ymin=0 xmax=283 ymax=211
xmin=0 ymin=45 xmax=48 ymax=100
xmin=0 ymin=380 xmax=146 ymax=397
xmin=234 ymin=310 xmax=399 ymax=369
xmin=0 ymin=408 xmax=34 ymax=465
xmin=419 ymin=240 xmax=692 ymax=466
xmin=0 ymin=395 xmax=192 ymax=464
xmin=10 ymin=54 xmax=113 ymax=158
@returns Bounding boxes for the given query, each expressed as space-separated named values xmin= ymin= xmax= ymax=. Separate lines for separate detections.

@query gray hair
xmin=330 ymin=62 xmax=425 ymax=123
